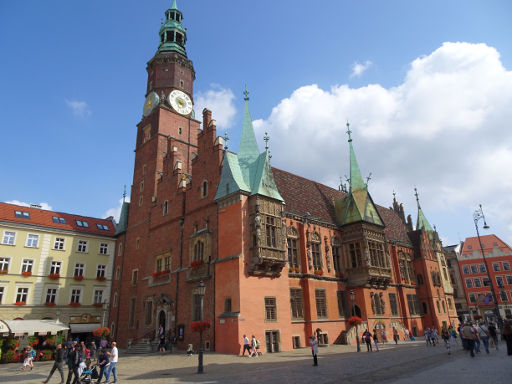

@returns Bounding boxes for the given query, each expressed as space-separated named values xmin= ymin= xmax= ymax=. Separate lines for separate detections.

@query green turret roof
xmin=115 ymin=201 xmax=130 ymax=235
xmin=157 ymin=0 xmax=187 ymax=56
xmin=334 ymin=123 xmax=383 ymax=227
xmin=215 ymin=90 xmax=283 ymax=202
xmin=415 ymin=188 xmax=434 ymax=232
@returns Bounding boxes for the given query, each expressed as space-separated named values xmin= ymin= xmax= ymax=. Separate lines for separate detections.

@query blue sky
xmin=1 ymin=1 xmax=511 ymax=245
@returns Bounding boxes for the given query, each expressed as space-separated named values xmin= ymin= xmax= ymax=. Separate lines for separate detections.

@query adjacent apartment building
xmin=0 ymin=202 xmax=116 ymax=336
xmin=458 ymin=234 xmax=512 ymax=321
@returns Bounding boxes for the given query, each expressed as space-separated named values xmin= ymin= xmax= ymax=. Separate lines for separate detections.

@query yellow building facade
xmin=0 ymin=202 xmax=116 ymax=335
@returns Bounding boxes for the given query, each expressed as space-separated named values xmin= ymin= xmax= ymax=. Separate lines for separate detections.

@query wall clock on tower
xmin=143 ymin=91 xmax=160 ymax=117
xmin=168 ymin=89 xmax=193 ymax=115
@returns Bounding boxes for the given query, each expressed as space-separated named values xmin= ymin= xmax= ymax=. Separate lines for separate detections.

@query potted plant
xmin=92 ymin=327 xmax=111 ymax=338
xmin=96 ymin=276 xmax=106 ymax=281
xmin=48 ymin=273 xmax=60 ymax=280
xmin=0 ymin=269 xmax=8 ymax=274
xmin=14 ymin=301 xmax=26 ymax=306
xmin=44 ymin=302 xmax=56 ymax=306
xmin=22 ymin=271 xmax=32 ymax=277
xmin=69 ymin=302 xmax=81 ymax=307
xmin=93 ymin=303 xmax=103 ymax=308
xmin=73 ymin=275 xmax=84 ymax=281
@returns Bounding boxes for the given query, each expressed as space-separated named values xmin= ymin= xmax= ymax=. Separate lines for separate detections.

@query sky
xmin=1 ymin=1 xmax=511 ymax=246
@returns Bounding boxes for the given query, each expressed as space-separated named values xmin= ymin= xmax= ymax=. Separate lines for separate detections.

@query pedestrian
xmin=158 ymin=334 xmax=166 ymax=352
xmin=89 ymin=340 xmax=97 ymax=362
xmin=404 ymin=328 xmax=410 ymax=341
xmin=104 ymin=341 xmax=118 ymax=383
xmin=65 ymin=343 xmax=80 ymax=384
xmin=462 ymin=322 xmax=476 ymax=357
xmin=373 ymin=329 xmax=380 ymax=352
xmin=458 ymin=324 xmax=466 ymax=350
xmin=95 ymin=349 xmax=109 ymax=384
xmin=471 ymin=323 xmax=480 ymax=354
xmin=441 ymin=325 xmax=451 ymax=355
xmin=363 ymin=330 xmax=372 ymax=352
xmin=241 ymin=334 xmax=250 ymax=356
xmin=42 ymin=343 xmax=66 ymax=384
xmin=477 ymin=322 xmax=490 ymax=354
xmin=310 ymin=334 xmax=318 ymax=366
xmin=488 ymin=322 xmax=498 ymax=350
xmin=424 ymin=327 xmax=432 ymax=347
xmin=381 ymin=329 xmax=387 ymax=343
xmin=503 ymin=319 xmax=512 ymax=356
xmin=392 ymin=327 xmax=399 ymax=345
xmin=249 ymin=335 xmax=258 ymax=357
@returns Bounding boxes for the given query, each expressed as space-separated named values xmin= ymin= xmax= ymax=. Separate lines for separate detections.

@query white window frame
xmin=2 ymin=231 xmax=16 ymax=245
xmin=50 ymin=261 xmax=62 ymax=275
xmin=74 ymin=263 xmax=85 ymax=277
xmin=99 ymin=243 xmax=109 ymax=255
xmin=0 ymin=257 xmax=10 ymax=272
xmin=70 ymin=288 xmax=82 ymax=304
xmin=0 ymin=286 xmax=5 ymax=304
xmin=26 ymin=234 xmax=39 ymax=248
xmin=54 ymin=237 xmax=65 ymax=250
xmin=16 ymin=287 xmax=29 ymax=303
xmin=45 ymin=287 xmax=58 ymax=304
xmin=21 ymin=259 xmax=34 ymax=273
xmin=77 ymin=240 xmax=88 ymax=253
xmin=96 ymin=265 xmax=106 ymax=278
xmin=93 ymin=289 xmax=104 ymax=304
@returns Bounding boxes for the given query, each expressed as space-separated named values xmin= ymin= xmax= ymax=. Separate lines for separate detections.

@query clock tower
xmin=133 ymin=0 xmax=201 ymax=223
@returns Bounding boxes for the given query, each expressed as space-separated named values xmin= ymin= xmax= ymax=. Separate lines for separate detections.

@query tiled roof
xmin=272 ymin=168 xmax=411 ymax=245
xmin=461 ymin=234 xmax=512 ymax=255
xmin=0 ymin=202 xmax=116 ymax=237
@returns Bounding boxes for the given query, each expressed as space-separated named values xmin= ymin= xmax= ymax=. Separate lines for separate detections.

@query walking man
xmin=310 ymin=334 xmax=319 ymax=366
xmin=241 ymin=334 xmax=250 ymax=356
xmin=42 ymin=343 xmax=65 ymax=384
xmin=392 ymin=327 xmax=399 ymax=344
xmin=477 ymin=322 xmax=490 ymax=354
xmin=462 ymin=322 xmax=476 ymax=357
xmin=95 ymin=349 xmax=109 ymax=384
xmin=104 ymin=342 xmax=118 ymax=383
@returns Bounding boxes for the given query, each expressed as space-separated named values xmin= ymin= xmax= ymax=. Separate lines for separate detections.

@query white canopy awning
xmin=69 ymin=323 xmax=101 ymax=333
xmin=0 ymin=320 xmax=69 ymax=336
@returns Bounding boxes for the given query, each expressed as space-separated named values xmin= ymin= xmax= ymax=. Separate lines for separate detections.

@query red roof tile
xmin=272 ymin=168 xmax=411 ymax=245
xmin=0 ymin=202 xmax=116 ymax=237
xmin=462 ymin=234 xmax=512 ymax=255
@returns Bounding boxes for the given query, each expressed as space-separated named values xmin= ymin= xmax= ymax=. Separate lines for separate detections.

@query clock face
xmin=168 ymin=89 xmax=193 ymax=115
xmin=143 ymin=91 xmax=160 ymax=117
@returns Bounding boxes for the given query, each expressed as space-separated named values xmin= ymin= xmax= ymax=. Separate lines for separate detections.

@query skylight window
xmin=52 ymin=216 xmax=66 ymax=224
xmin=15 ymin=210 xmax=30 ymax=219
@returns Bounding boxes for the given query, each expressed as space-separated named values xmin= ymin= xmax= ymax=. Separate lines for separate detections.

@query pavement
xmin=0 ymin=339 xmax=510 ymax=384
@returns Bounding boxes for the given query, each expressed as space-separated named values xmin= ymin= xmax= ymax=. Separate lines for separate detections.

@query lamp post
xmin=473 ymin=204 xmax=502 ymax=328
xmin=196 ymin=280 xmax=206 ymax=374
xmin=350 ymin=290 xmax=361 ymax=352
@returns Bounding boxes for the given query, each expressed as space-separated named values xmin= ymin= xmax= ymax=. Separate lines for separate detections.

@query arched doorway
xmin=159 ymin=310 xmax=166 ymax=335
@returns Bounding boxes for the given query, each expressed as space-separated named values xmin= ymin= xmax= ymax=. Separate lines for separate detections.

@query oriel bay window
xmin=265 ymin=216 xmax=277 ymax=248
xmin=368 ymin=241 xmax=388 ymax=268
xmin=346 ymin=242 xmax=362 ymax=268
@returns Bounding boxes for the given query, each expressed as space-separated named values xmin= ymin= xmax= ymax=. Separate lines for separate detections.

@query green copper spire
xmin=347 ymin=122 xmax=366 ymax=192
xmin=415 ymin=188 xmax=434 ymax=232
xmin=157 ymin=1 xmax=187 ymax=56
xmin=238 ymin=88 xmax=260 ymax=168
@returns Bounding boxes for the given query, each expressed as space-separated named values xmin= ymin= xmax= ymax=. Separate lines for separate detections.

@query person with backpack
xmin=462 ymin=322 xmax=476 ymax=357
xmin=477 ymin=322 xmax=490 ymax=354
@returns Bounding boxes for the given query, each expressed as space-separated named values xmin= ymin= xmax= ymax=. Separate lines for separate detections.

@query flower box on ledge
xmin=348 ymin=316 xmax=364 ymax=326
xmin=191 ymin=320 xmax=211 ymax=332
xmin=44 ymin=302 xmax=56 ymax=307
xmin=314 ymin=269 xmax=324 ymax=276
xmin=22 ymin=271 xmax=32 ymax=277
xmin=48 ymin=273 xmax=60 ymax=280
xmin=190 ymin=260 xmax=204 ymax=268
xmin=73 ymin=275 xmax=84 ymax=281
xmin=14 ymin=301 xmax=26 ymax=306
xmin=335 ymin=272 xmax=342 ymax=278
xmin=0 ymin=270 xmax=8 ymax=274
xmin=93 ymin=303 xmax=103 ymax=308
xmin=152 ymin=270 xmax=170 ymax=279
xmin=69 ymin=302 xmax=81 ymax=307
xmin=96 ymin=276 xmax=106 ymax=281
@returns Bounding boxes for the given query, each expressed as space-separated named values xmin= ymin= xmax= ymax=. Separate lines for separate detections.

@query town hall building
xmin=109 ymin=1 xmax=457 ymax=354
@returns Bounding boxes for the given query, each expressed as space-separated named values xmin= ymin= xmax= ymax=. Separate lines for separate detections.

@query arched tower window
xmin=311 ymin=232 xmax=322 ymax=270
xmin=201 ymin=180 xmax=208 ymax=198
xmin=194 ymin=240 xmax=204 ymax=262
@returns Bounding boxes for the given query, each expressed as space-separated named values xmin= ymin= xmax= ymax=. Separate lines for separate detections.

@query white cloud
xmin=6 ymin=200 xmax=53 ymax=211
xmin=103 ymin=197 xmax=130 ymax=223
xmin=194 ymin=85 xmax=236 ymax=129
xmin=65 ymin=99 xmax=91 ymax=117
xmin=350 ymin=60 xmax=373 ymax=78
xmin=254 ymin=42 xmax=512 ymax=243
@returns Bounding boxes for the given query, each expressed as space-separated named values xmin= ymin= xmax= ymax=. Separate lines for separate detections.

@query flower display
xmin=14 ymin=301 xmax=26 ymax=306
xmin=22 ymin=271 xmax=32 ymax=277
xmin=348 ymin=316 xmax=364 ymax=326
xmin=48 ymin=273 xmax=60 ymax=280
xmin=92 ymin=326 xmax=111 ymax=338
xmin=73 ymin=275 xmax=84 ymax=281
xmin=314 ymin=269 xmax=324 ymax=276
xmin=69 ymin=302 xmax=81 ymax=307
xmin=96 ymin=276 xmax=106 ymax=281
xmin=191 ymin=320 xmax=211 ymax=332
xmin=152 ymin=270 xmax=170 ymax=278
xmin=44 ymin=302 xmax=56 ymax=306
xmin=190 ymin=260 xmax=204 ymax=268
xmin=0 ymin=269 xmax=8 ymax=274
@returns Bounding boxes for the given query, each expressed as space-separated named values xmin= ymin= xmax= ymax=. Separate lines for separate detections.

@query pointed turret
xmin=334 ymin=124 xmax=383 ymax=227
xmin=347 ymin=123 xmax=366 ymax=192
xmin=414 ymin=188 xmax=434 ymax=232
xmin=157 ymin=0 xmax=188 ymax=56
xmin=215 ymin=89 xmax=283 ymax=202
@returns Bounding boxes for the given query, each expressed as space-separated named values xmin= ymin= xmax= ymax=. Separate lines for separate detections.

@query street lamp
xmin=350 ymin=290 xmax=361 ymax=352
xmin=196 ymin=280 xmax=206 ymax=374
xmin=473 ymin=204 xmax=502 ymax=328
